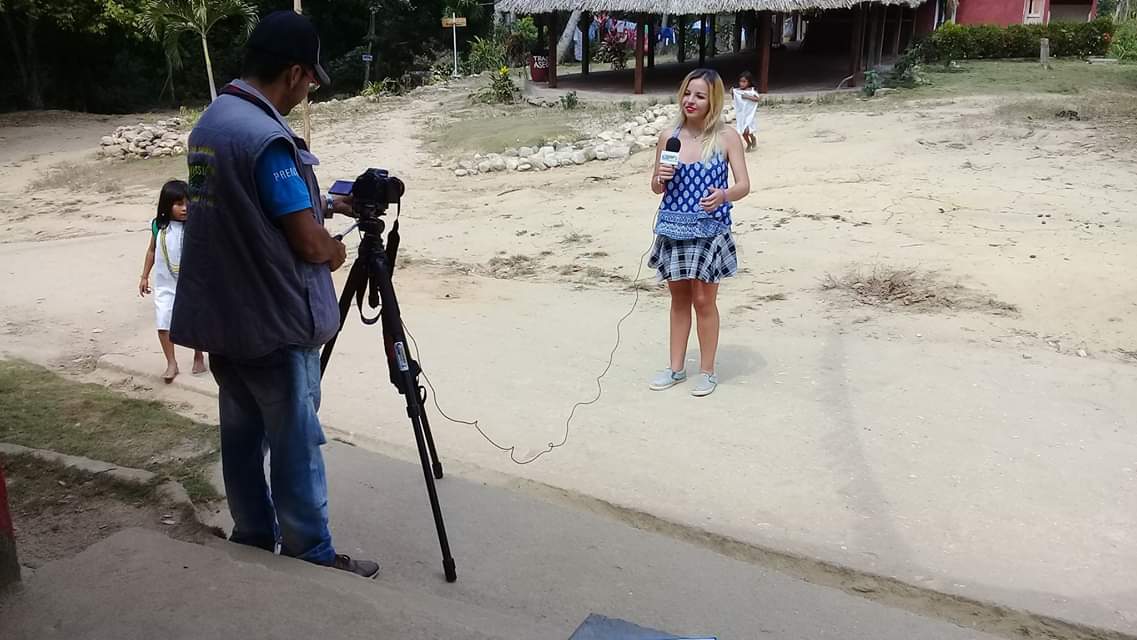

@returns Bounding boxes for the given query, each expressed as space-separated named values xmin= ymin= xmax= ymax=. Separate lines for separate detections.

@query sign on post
xmin=361 ymin=53 xmax=374 ymax=62
xmin=444 ymin=14 xmax=467 ymax=76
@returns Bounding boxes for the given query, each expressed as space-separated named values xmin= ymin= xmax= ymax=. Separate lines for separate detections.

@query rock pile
xmin=99 ymin=118 xmax=188 ymax=160
xmin=449 ymin=101 xmax=738 ymax=177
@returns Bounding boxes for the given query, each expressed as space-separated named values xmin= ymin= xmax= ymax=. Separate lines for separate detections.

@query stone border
xmin=447 ymin=101 xmax=741 ymax=177
xmin=0 ymin=442 xmax=195 ymax=519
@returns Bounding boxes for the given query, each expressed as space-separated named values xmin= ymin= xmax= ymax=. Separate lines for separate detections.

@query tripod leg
xmin=320 ymin=258 xmax=368 ymax=377
xmin=402 ymin=374 xmax=457 ymax=582
xmin=370 ymin=250 xmax=457 ymax=583
xmin=417 ymin=385 xmax=444 ymax=480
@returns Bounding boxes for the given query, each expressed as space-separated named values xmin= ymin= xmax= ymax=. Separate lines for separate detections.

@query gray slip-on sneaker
xmin=649 ymin=368 xmax=687 ymax=391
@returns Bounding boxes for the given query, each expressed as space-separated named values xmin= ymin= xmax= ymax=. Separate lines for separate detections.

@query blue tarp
xmin=568 ymin=614 xmax=716 ymax=640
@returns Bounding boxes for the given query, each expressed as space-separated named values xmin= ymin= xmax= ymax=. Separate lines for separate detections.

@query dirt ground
xmin=1 ymin=455 xmax=207 ymax=570
xmin=1 ymin=62 xmax=1136 ymax=633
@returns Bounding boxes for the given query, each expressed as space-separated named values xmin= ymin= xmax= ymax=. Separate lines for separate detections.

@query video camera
xmin=331 ymin=168 xmax=405 ymax=218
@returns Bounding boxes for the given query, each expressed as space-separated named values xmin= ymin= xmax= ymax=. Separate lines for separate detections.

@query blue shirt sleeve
xmin=254 ymin=140 xmax=312 ymax=218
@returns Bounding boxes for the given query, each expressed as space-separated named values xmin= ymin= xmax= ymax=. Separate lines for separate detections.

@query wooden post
xmin=733 ymin=12 xmax=743 ymax=52
xmin=698 ymin=14 xmax=706 ymax=65
xmin=634 ymin=19 xmax=645 ymax=94
xmin=902 ymin=7 xmax=916 ymax=51
xmin=864 ymin=5 xmax=878 ymax=69
xmin=1040 ymin=37 xmax=1050 ymax=65
xmin=581 ymin=11 xmax=591 ymax=75
xmin=874 ymin=4 xmax=887 ymax=66
xmin=792 ymin=12 xmax=801 ymax=41
xmin=547 ymin=12 xmax=558 ymax=88
xmin=890 ymin=6 xmax=903 ymax=55
xmin=294 ymin=0 xmax=311 ymax=146
xmin=709 ymin=14 xmax=717 ymax=57
xmin=648 ymin=15 xmax=656 ymax=68
xmin=677 ymin=15 xmax=687 ymax=62
xmin=849 ymin=4 xmax=866 ymax=86
xmin=757 ymin=11 xmax=771 ymax=93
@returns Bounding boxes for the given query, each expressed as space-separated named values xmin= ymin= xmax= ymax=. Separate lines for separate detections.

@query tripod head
xmin=351 ymin=168 xmax=405 ymax=221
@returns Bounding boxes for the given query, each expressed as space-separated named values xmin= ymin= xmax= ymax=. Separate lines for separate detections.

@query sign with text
xmin=442 ymin=16 xmax=467 ymax=27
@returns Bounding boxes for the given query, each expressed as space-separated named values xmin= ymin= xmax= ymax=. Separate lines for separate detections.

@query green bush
xmin=467 ymin=36 xmax=507 ymax=73
xmin=596 ymin=31 xmax=631 ymax=69
xmin=887 ymin=46 xmax=924 ymax=87
xmin=924 ymin=18 xmax=1115 ymax=63
xmin=863 ymin=69 xmax=881 ymax=96
xmin=497 ymin=17 xmax=539 ymax=65
xmin=1110 ymin=20 xmax=1137 ymax=60
xmin=971 ymin=24 xmax=1006 ymax=56
xmin=472 ymin=67 xmax=519 ymax=104
xmin=1003 ymin=24 xmax=1037 ymax=55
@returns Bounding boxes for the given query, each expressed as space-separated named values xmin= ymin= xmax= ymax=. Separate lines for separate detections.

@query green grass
xmin=425 ymin=111 xmax=583 ymax=155
xmin=2 ymin=453 xmax=155 ymax=508
xmin=0 ymin=360 xmax=220 ymax=502
xmin=906 ymin=59 xmax=1137 ymax=98
xmin=874 ymin=59 xmax=1137 ymax=138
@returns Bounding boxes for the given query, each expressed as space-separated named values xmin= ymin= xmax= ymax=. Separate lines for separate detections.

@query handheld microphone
xmin=660 ymin=136 xmax=681 ymax=166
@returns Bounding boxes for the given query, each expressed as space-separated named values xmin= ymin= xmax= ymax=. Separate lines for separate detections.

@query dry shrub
xmin=483 ymin=254 xmax=541 ymax=279
xmin=821 ymin=265 xmax=1018 ymax=315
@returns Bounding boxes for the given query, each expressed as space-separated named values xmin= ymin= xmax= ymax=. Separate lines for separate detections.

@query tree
xmin=140 ymin=0 xmax=257 ymax=102
xmin=0 ymin=0 xmax=143 ymax=108
xmin=555 ymin=9 xmax=580 ymax=62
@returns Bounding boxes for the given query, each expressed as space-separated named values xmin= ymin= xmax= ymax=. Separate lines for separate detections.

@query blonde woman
xmin=648 ymin=68 xmax=751 ymax=397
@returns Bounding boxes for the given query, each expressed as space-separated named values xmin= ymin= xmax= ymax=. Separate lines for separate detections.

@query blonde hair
xmin=673 ymin=68 xmax=726 ymax=162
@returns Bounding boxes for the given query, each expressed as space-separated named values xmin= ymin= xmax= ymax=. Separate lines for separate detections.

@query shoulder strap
xmin=219 ymin=83 xmax=309 ymax=152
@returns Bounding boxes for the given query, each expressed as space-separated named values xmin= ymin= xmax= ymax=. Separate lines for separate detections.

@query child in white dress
xmin=138 ymin=180 xmax=205 ymax=382
xmin=732 ymin=71 xmax=761 ymax=152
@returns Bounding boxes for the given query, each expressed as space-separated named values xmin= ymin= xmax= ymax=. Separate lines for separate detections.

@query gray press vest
xmin=170 ymin=80 xmax=339 ymax=360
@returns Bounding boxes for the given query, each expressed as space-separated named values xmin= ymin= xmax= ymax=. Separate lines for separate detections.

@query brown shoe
xmin=333 ymin=554 xmax=380 ymax=579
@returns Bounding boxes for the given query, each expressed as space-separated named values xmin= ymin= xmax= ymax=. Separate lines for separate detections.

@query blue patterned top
xmin=655 ymin=144 xmax=733 ymax=240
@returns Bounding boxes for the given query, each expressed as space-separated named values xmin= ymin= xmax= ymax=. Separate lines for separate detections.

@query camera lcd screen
xmin=328 ymin=180 xmax=354 ymax=196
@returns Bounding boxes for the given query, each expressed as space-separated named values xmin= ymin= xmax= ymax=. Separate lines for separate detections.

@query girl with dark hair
xmin=733 ymin=71 xmax=761 ymax=152
xmin=139 ymin=179 xmax=205 ymax=382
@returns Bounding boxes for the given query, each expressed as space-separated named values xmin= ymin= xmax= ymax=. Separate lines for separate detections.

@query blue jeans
xmin=210 ymin=347 xmax=336 ymax=565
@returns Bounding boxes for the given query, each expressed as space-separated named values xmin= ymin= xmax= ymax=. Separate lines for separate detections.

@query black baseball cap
xmin=246 ymin=10 xmax=331 ymax=87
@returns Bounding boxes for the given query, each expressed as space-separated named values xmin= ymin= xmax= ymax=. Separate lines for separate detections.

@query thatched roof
xmin=497 ymin=0 xmax=924 ymax=12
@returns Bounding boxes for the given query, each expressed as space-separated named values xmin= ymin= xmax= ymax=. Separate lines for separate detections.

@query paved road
xmin=4 ymin=442 xmax=1004 ymax=640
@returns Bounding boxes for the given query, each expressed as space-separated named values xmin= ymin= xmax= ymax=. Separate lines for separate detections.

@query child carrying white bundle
xmin=732 ymin=71 xmax=760 ymax=152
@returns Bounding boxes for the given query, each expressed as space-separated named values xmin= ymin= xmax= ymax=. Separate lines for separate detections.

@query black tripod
xmin=320 ymin=212 xmax=457 ymax=583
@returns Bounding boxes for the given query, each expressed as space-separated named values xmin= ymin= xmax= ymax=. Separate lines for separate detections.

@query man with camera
xmin=170 ymin=11 xmax=378 ymax=578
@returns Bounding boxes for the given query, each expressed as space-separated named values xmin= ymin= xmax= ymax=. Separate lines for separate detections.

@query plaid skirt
xmin=648 ymin=232 xmax=738 ymax=283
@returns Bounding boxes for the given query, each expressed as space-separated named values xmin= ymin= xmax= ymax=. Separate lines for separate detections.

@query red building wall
xmin=955 ymin=0 xmax=1034 ymax=26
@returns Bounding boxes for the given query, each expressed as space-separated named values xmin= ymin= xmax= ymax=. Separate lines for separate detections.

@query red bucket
xmin=529 ymin=55 xmax=549 ymax=82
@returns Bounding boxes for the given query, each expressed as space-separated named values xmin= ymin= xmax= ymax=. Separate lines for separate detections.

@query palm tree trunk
xmin=555 ymin=9 xmax=581 ymax=62
xmin=201 ymin=32 xmax=218 ymax=101
xmin=161 ymin=58 xmax=179 ymax=104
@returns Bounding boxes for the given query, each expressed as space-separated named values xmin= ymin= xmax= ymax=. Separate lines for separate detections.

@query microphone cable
xmin=403 ymin=210 xmax=660 ymax=465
